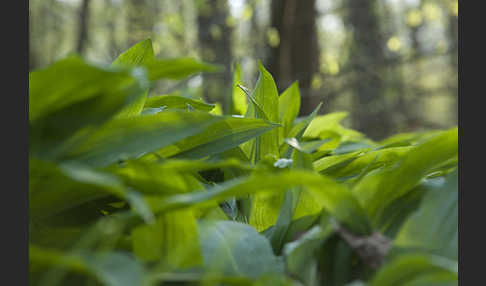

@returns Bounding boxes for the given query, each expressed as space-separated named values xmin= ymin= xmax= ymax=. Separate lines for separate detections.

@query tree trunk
xmin=448 ymin=12 xmax=458 ymax=123
xmin=127 ymin=0 xmax=156 ymax=47
xmin=266 ymin=0 xmax=320 ymax=115
xmin=104 ymin=0 xmax=119 ymax=61
xmin=76 ymin=0 xmax=91 ymax=55
xmin=197 ymin=0 xmax=233 ymax=113
xmin=344 ymin=0 xmax=392 ymax=140
xmin=406 ymin=1 xmax=426 ymax=132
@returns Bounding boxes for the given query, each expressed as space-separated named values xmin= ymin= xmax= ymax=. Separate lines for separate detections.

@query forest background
xmin=29 ymin=0 xmax=458 ymax=140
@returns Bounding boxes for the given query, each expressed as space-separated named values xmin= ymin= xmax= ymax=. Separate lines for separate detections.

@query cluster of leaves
xmin=29 ymin=39 xmax=458 ymax=286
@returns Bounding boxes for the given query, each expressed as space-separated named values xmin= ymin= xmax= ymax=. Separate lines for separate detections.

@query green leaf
xmin=232 ymin=63 xmax=248 ymax=115
xmin=353 ymin=128 xmax=458 ymax=224
xmin=29 ymin=56 xmax=144 ymax=123
xmin=198 ymin=220 xmax=284 ymax=278
xmin=29 ymin=57 xmax=148 ymax=158
xmin=154 ymin=116 xmax=279 ymax=160
xmin=154 ymin=170 xmax=372 ymax=235
xmin=285 ymin=138 xmax=332 ymax=154
xmin=112 ymin=39 xmax=155 ymax=67
xmin=316 ymin=233 xmax=360 ymax=286
xmin=283 ymin=218 xmax=335 ymax=286
xmin=375 ymin=183 xmax=427 ymax=238
xmin=394 ymin=170 xmax=458 ymax=260
xmin=369 ymin=254 xmax=457 ymax=286
xmin=316 ymin=146 xmax=412 ymax=179
xmin=145 ymin=58 xmax=221 ymax=81
xmin=106 ymin=160 xmax=202 ymax=196
xmin=132 ymin=209 xmax=202 ymax=266
xmin=144 ymin=93 xmax=215 ymax=112
xmin=259 ymin=146 xmax=321 ymax=252
xmin=279 ymin=103 xmax=323 ymax=157
xmin=303 ymin=112 xmax=364 ymax=150
xmin=30 ymin=245 xmax=146 ymax=286
xmin=278 ymin=81 xmax=301 ymax=142
xmin=112 ymin=39 xmax=155 ymax=118
xmin=30 ymin=159 xmax=153 ymax=222
xmin=58 ymin=111 xmax=219 ymax=167
xmin=314 ymin=151 xmax=363 ymax=174
xmin=245 ymin=63 xmax=280 ymax=162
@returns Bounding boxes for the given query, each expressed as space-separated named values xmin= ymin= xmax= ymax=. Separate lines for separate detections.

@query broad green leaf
xmin=239 ymin=84 xmax=271 ymax=121
xmin=279 ymin=81 xmax=301 ymax=141
xmin=276 ymin=150 xmax=320 ymax=232
xmin=232 ymin=63 xmax=248 ymax=115
xmin=58 ymin=111 xmax=219 ymax=167
xmin=353 ymin=128 xmax=458 ymax=224
xmin=377 ymin=131 xmax=439 ymax=149
xmin=154 ymin=116 xmax=279 ymax=160
xmin=106 ymin=160 xmax=202 ymax=196
xmin=107 ymin=159 xmax=233 ymax=220
xmin=333 ymin=141 xmax=375 ymax=155
xmin=259 ymin=146 xmax=321 ymax=252
xmin=245 ymin=63 xmax=280 ymax=162
xmin=129 ymin=158 xmax=253 ymax=174
xmin=29 ymin=158 xmax=116 ymax=220
xmin=112 ymin=39 xmax=155 ymax=118
xmin=287 ymin=102 xmax=323 ymax=140
xmin=198 ymin=220 xmax=283 ymax=278
xmin=285 ymin=138 xmax=332 ymax=154
xmin=145 ymin=58 xmax=221 ymax=81
xmin=369 ymin=253 xmax=457 ymax=286
xmin=153 ymin=170 xmax=372 ymax=235
xmin=30 ymin=223 xmax=90 ymax=251
xmin=132 ymin=209 xmax=202 ymax=267
xmin=30 ymin=245 xmax=146 ymax=286
xmin=210 ymin=102 xmax=223 ymax=115
xmin=316 ymin=233 xmax=360 ymax=286
xmin=112 ymin=39 xmax=155 ymax=67
xmin=303 ymin=112 xmax=364 ymax=149
xmin=394 ymin=170 xmax=458 ymax=260
xmin=144 ymin=93 xmax=215 ymax=112
xmin=303 ymin=112 xmax=348 ymax=137
xmin=316 ymin=147 xmax=412 ymax=179
xmin=375 ymin=183 xmax=426 ymax=238
xmin=29 ymin=57 xmax=148 ymax=158
xmin=280 ymin=214 xmax=322 ymax=243
xmin=29 ymin=56 xmax=144 ymax=123
xmin=314 ymin=151 xmax=363 ymax=173
xmin=30 ymin=159 xmax=153 ymax=222
xmin=279 ymin=102 xmax=323 ymax=157
xmin=284 ymin=218 xmax=335 ymax=286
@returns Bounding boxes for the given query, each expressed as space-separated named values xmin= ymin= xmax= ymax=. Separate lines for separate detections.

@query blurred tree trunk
xmin=104 ymin=0 xmax=119 ymax=60
xmin=406 ymin=1 xmax=426 ymax=131
xmin=266 ymin=0 xmax=320 ymax=115
xmin=127 ymin=0 xmax=157 ymax=47
xmin=344 ymin=0 xmax=392 ymax=140
xmin=448 ymin=10 xmax=458 ymax=123
xmin=249 ymin=0 xmax=265 ymax=83
xmin=197 ymin=0 xmax=233 ymax=113
xmin=76 ymin=0 xmax=91 ymax=55
xmin=382 ymin=4 xmax=411 ymax=133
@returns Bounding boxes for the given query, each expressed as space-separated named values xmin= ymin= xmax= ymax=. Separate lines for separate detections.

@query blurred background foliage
xmin=29 ymin=0 xmax=458 ymax=140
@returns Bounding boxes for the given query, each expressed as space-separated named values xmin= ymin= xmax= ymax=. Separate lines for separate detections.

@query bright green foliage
xmin=132 ymin=209 xmax=202 ymax=266
xmin=145 ymin=92 xmax=216 ymax=112
xmin=112 ymin=38 xmax=155 ymax=118
xmin=278 ymin=81 xmax=301 ymax=143
xmin=198 ymin=220 xmax=284 ymax=278
xmin=232 ymin=63 xmax=248 ymax=115
xmin=29 ymin=39 xmax=458 ymax=286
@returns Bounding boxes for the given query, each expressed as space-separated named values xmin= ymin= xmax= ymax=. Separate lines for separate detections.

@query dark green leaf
xmin=198 ymin=220 xmax=284 ymax=278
